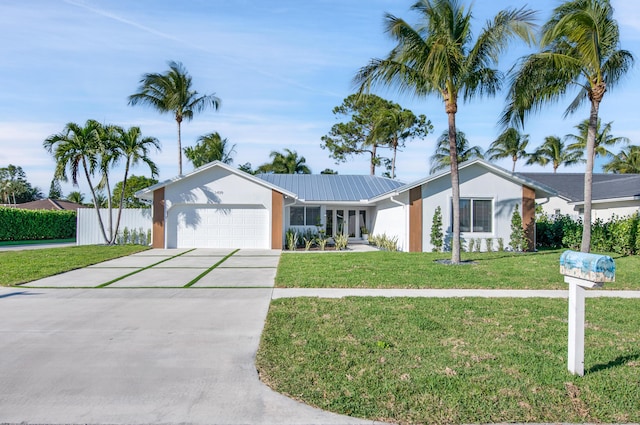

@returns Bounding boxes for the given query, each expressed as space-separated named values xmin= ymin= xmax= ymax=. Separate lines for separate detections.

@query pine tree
xmin=509 ymin=204 xmax=528 ymax=252
xmin=48 ymin=179 xmax=63 ymax=199
xmin=430 ymin=206 xmax=443 ymax=252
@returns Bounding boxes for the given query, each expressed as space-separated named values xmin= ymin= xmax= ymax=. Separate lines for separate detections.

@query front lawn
xmin=257 ymin=297 xmax=640 ymax=424
xmin=276 ymin=250 xmax=640 ymax=290
xmin=0 ymin=245 xmax=149 ymax=286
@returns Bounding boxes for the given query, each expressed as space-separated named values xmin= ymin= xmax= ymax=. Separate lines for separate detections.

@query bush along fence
xmin=0 ymin=207 xmax=76 ymax=241
xmin=537 ymin=213 xmax=640 ymax=254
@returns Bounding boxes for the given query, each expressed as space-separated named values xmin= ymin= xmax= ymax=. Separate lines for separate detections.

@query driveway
xmin=0 ymin=249 xmax=376 ymax=425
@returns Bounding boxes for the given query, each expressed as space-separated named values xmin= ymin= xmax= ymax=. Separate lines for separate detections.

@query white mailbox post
xmin=560 ymin=250 xmax=615 ymax=376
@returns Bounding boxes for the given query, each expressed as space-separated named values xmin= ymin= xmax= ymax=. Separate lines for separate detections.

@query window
xmin=455 ymin=199 xmax=492 ymax=233
xmin=290 ymin=206 xmax=321 ymax=226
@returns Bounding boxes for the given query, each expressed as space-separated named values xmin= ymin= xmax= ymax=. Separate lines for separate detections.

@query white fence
xmin=77 ymin=208 xmax=152 ymax=245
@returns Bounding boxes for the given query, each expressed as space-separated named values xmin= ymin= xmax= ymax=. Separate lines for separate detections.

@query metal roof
xmin=519 ymin=172 xmax=640 ymax=202
xmin=256 ymin=174 xmax=405 ymax=202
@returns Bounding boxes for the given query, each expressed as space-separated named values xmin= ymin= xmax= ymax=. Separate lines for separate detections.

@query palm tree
xmin=111 ymin=126 xmax=160 ymax=239
xmin=487 ymin=127 xmax=529 ymax=172
xmin=128 ymin=60 xmax=220 ymax=175
xmin=355 ymin=0 xmax=536 ymax=263
xmin=526 ymin=136 xmax=584 ymax=173
xmin=603 ymin=145 xmax=640 ymax=174
xmin=502 ymin=0 xmax=634 ymax=252
xmin=43 ymin=120 xmax=110 ymax=242
xmin=430 ymin=130 xmax=483 ymax=174
xmin=257 ymin=149 xmax=311 ymax=174
xmin=66 ymin=191 xmax=85 ymax=205
xmin=184 ymin=132 xmax=236 ymax=168
xmin=565 ymin=118 xmax=629 ymax=159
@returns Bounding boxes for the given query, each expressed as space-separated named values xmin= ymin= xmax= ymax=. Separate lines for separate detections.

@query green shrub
xmin=497 ymin=237 xmax=504 ymax=251
xmin=0 ymin=207 xmax=76 ymax=241
xmin=369 ymin=233 xmax=399 ymax=251
xmin=430 ymin=206 xmax=443 ymax=252
xmin=286 ymin=228 xmax=298 ymax=251
xmin=334 ymin=233 xmax=349 ymax=250
xmin=485 ymin=238 xmax=493 ymax=252
xmin=509 ymin=204 xmax=528 ymax=252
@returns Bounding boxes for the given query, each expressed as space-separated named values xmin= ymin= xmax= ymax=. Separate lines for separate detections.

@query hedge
xmin=0 ymin=207 xmax=76 ymax=241
xmin=536 ymin=213 xmax=640 ymax=255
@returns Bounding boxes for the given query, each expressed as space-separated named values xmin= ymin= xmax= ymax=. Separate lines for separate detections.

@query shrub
xmin=0 ymin=207 xmax=76 ymax=241
xmin=497 ymin=237 xmax=504 ymax=252
xmin=334 ymin=233 xmax=349 ymax=250
xmin=430 ymin=206 xmax=443 ymax=252
xmin=509 ymin=205 xmax=528 ymax=252
xmin=369 ymin=233 xmax=399 ymax=251
xmin=286 ymin=229 xmax=298 ymax=251
xmin=485 ymin=238 xmax=493 ymax=252
xmin=468 ymin=238 xmax=475 ymax=252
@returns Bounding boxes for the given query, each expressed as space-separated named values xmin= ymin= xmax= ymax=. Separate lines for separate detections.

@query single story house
xmin=135 ymin=159 xmax=557 ymax=251
xmin=520 ymin=173 xmax=640 ymax=221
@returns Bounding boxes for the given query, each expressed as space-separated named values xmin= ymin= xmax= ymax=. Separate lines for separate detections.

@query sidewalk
xmin=272 ymin=288 xmax=640 ymax=299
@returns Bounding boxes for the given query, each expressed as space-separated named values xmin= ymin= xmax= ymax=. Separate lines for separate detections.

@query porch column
xmin=409 ymin=187 xmax=423 ymax=252
xmin=271 ymin=190 xmax=283 ymax=250
xmin=152 ymin=187 xmax=165 ymax=249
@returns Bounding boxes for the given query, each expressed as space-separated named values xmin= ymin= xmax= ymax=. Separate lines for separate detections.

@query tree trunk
xmin=447 ymin=109 xmax=461 ymax=264
xmin=82 ymin=157 xmax=110 ymax=244
xmin=113 ymin=160 xmax=131 ymax=246
xmin=580 ymin=99 xmax=600 ymax=253
xmin=177 ymin=117 xmax=183 ymax=175
xmin=391 ymin=137 xmax=398 ymax=179
xmin=370 ymin=144 xmax=377 ymax=175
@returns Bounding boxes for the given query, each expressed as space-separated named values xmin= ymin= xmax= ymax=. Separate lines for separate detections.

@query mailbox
xmin=560 ymin=250 xmax=615 ymax=376
xmin=560 ymin=250 xmax=615 ymax=288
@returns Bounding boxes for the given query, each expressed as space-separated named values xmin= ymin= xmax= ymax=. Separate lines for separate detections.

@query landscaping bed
xmin=257 ymin=297 xmax=640 ymax=424
xmin=276 ymin=250 xmax=640 ymax=290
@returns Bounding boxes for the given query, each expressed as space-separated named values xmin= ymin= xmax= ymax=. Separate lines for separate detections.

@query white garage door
xmin=170 ymin=205 xmax=269 ymax=249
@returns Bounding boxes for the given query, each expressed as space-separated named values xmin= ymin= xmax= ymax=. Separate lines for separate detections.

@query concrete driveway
xmin=0 ymin=249 xmax=376 ymax=425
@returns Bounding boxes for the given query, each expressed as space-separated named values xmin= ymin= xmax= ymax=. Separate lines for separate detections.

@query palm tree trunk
xmin=580 ymin=100 xmax=600 ymax=253
xmin=113 ymin=160 xmax=130 ymax=245
xmin=177 ymin=118 xmax=183 ymax=175
xmin=448 ymin=111 xmax=461 ymax=264
xmin=105 ymin=175 xmax=114 ymax=244
xmin=82 ymin=157 xmax=110 ymax=244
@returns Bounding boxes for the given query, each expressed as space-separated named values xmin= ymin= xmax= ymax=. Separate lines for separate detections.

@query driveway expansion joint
xmin=183 ymin=248 xmax=240 ymax=288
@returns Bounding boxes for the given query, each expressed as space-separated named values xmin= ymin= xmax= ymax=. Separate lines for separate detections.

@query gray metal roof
xmin=519 ymin=172 xmax=640 ymax=202
xmin=256 ymin=174 xmax=405 ymax=202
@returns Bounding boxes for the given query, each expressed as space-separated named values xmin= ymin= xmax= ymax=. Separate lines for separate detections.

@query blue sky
xmin=1 ymin=0 xmax=639 ymax=198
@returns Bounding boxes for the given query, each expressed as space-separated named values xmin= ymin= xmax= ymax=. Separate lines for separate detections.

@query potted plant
xmin=360 ymin=226 xmax=369 ymax=241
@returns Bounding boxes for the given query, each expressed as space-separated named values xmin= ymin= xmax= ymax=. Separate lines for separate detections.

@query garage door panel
xmin=169 ymin=205 xmax=269 ymax=249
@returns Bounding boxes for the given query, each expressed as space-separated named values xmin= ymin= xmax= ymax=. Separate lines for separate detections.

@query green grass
xmin=276 ymin=250 xmax=640 ymax=290
xmin=0 ymin=245 xmax=149 ymax=286
xmin=257 ymin=297 xmax=640 ymax=424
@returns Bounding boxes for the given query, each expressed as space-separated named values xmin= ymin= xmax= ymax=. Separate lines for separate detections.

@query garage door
xmin=169 ymin=205 xmax=269 ymax=249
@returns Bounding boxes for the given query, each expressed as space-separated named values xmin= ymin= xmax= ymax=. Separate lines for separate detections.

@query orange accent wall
xmin=271 ymin=190 xmax=283 ymax=250
xmin=522 ymin=185 xmax=536 ymax=251
xmin=409 ymin=186 xmax=423 ymax=252
xmin=152 ymin=188 xmax=165 ymax=249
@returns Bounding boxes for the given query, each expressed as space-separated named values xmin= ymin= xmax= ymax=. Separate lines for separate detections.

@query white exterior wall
xmin=371 ymin=193 xmax=408 ymax=251
xmin=538 ymin=196 xmax=580 ymax=218
xmin=77 ymin=208 xmax=152 ymax=245
xmin=422 ymin=163 xmax=523 ymax=252
xmin=538 ymin=196 xmax=640 ymax=222
xmin=163 ymin=167 xmax=273 ymax=249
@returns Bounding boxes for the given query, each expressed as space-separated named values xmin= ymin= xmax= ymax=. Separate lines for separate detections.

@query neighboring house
xmin=520 ymin=173 xmax=640 ymax=221
xmin=135 ymin=160 xmax=556 ymax=252
xmin=5 ymin=198 xmax=87 ymax=211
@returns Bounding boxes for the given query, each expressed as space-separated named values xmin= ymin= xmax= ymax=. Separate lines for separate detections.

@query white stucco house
xmin=520 ymin=172 xmax=640 ymax=222
xmin=135 ymin=159 xmax=557 ymax=252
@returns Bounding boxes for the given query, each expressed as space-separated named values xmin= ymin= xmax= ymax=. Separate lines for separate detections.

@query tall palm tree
xmin=565 ymin=118 xmax=630 ymax=159
xmin=184 ymin=132 xmax=236 ymax=168
xmin=502 ymin=0 xmax=634 ymax=252
xmin=603 ymin=145 xmax=640 ymax=174
xmin=257 ymin=149 xmax=311 ymax=174
xmin=66 ymin=191 xmax=85 ymax=205
xmin=430 ymin=130 xmax=483 ymax=174
xmin=526 ymin=136 xmax=584 ymax=173
xmin=128 ymin=60 xmax=221 ymax=175
xmin=43 ymin=120 xmax=110 ymax=242
xmin=355 ymin=0 xmax=536 ymax=263
xmin=111 ymin=126 xmax=160 ymax=240
xmin=487 ymin=127 xmax=530 ymax=172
